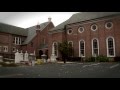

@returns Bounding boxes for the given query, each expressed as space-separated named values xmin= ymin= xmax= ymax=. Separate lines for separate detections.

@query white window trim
xmin=79 ymin=40 xmax=85 ymax=57
xmin=106 ymin=36 xmax=115 ymax=57
xmin=68 ymin=41 xmax=73 ymax=47
xmin=15 ymin=37 xmax=21 ymax=45
xmin=67 ymin=29 xmax=73 ymax=35
xmin=78 ymin=26 xmax=84 ymax=33
xmin=91 ymin=24 xmax=98 ymax=31
xmin=3 ymin=46 xmax=8 ymax=52
xmin=92 ymin=38 xmax=99 ymax=57
xmin=53 ymin=42 xmax=58 ymax=57
xmin=15 ymin=37 xmax=16 ymax=44
xmin=105 ymin=22 xmax=113 ymax=29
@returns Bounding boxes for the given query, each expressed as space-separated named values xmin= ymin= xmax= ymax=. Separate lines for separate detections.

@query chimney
xmin=48 ymin=17 xmax=52 ymax=22
xmin=36 ymin=22 xmax=40 ymax=34
xmin=36 ymin=22 xmax=40 ymax=30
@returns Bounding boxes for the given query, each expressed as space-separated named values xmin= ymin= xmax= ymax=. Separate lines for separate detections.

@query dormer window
xmin=91 ymin=24 xmax=98 ymax=31
xmin=105 ymin=22 xmax=113 ymax=29
xmin=67 ymin=29 xmax=73 ymax=35
xmin=13 ymin=37 xmax=22 ymax=45
xmin=78 ymin=27 xmax=84 ymax=33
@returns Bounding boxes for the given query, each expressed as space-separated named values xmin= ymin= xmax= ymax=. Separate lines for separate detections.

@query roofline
xmin=23 ymin=22 xmax=51 ymax=45
xmin=66 ymin=14 xmax=120 ymax=27
xmin=48 ymin=29 xmax=64 ymax=34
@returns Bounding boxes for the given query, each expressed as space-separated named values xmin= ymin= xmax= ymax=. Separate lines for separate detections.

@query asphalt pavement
xmin=0 ymin=62 xmax=120 ymax=78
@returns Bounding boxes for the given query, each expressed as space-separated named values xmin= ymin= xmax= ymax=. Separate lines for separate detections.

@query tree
xmin=58 ymin=41 xmax=74 ymax=63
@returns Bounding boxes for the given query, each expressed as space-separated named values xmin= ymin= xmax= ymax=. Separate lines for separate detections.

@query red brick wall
xmin=22 ymin=22 xmax=54 ymax=57
xmin=50 ymin=16 xmax=120 ymax=58
xmin=0 ymin=32 xmax=27 ymax=58
xmin=0 ymin=32 xmax=11 ymax=54
xmin=67 ymin=16 xmax=120 ymax=58
xmin=48 ymin=32 xmax=64 ymax=58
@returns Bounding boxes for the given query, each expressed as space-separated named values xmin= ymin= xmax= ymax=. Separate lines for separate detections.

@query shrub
xmin=85 ymin=55 xmax=109 ymax=62
xmin=86 ymin=57 xmax=95 ymax=62
xmin=36 ymin=59 xmax=44 ymax=65
xmin=96 ymin=55 xmax=109 ymax=62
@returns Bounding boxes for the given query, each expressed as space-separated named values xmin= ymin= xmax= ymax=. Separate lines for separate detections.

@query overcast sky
xmin=0 ymin=12 xmax=78 ymax=28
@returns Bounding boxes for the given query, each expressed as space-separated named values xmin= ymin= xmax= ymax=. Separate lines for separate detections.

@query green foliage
xmin=96 ymin=55 xmax=109 ymax=62
xmin=86 ymin=57 xmax=95 ymax=62
xmin=85 ymin=55 xmax=109 ymax=62
xmin=58 ymin=41 xmax=74 ymax=57
xmin=36 ymin=59 xmax=44 ymax=65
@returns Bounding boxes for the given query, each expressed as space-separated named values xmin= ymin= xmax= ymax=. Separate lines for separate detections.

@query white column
xmin=52 ymin=43 xmax=55 ymax=55
xmin=50 ymin=43 xmax=57 ymax=62
xmin=15 ymin=37 xmax=16 ymax=44
xmin=18 ymin=37 xmax=20 ymax=45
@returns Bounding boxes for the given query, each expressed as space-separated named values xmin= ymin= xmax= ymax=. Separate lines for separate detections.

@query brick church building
xmin=0 ymin=12 xmax=120 ymax=61
xmin=48 ymin=12 xmax=120 ymax=60
xmin=0 ymin=18 xmax=54 ymax=59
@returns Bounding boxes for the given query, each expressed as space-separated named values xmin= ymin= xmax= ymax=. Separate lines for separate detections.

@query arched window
xmin=79 ymin=40 xmax=85 ymax=57
xmin=68 ymin=41 xmax=73 ymax=47
xmin=106 ymin=37 xmax=115 ymax=57
xmin=92 ymin=38 xmax=99 ymax=57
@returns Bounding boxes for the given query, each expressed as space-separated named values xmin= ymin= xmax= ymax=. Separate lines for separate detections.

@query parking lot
xmin=0 ymin=62 xmax=120 ymax=78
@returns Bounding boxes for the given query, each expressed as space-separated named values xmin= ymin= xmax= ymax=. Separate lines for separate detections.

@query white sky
xmin=0 ymin=12 xmax=78 ymax=28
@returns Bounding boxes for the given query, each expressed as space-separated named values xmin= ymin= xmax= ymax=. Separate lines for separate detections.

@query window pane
xmin=80 ymin=41 xmax=85 ymax=56
xmin=109 ymin=49 xmax=114 ymax=55
xmin=108 ymin=38 xmax=114 ymax=56
xmin=108 ymin=38 xmax=113 ymax=48
xmin=94 ymin=49 xmax=98 ymax=55
xmin=80 ymin=41 xmax=84 ymax=49
xmin=93 ymin=39 xmax=98 ymax=56
xmin=93 ymin=39 xmax=98 ymax=48
xmin=81 ymin=50 xmax=84 ymax=56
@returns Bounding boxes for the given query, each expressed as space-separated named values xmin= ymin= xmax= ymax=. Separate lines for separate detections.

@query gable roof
xmin=49 ymin=12 xmax=120 ymax=32
xmin=0 ymin=23 xmax=28 ymax=36
xmin=22 ymin=22 xmax=50 ymax=45
xmin=49 ymin=19 xmax=70 ymax=32
xmin=67 ymin=12 xmax=120 ymax=25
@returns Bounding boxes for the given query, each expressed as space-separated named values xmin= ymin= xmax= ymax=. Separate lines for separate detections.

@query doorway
xmin=39 ymin=50 xmax=43 ymax=59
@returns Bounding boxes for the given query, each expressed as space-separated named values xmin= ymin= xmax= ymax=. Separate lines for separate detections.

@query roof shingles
xmin=0 ymin=23 xmax=28 ymax=36
xmin=22 ymin=22 xmax=50 ymax=45
xmin=49 ymin=12 xmax=120 ymax=32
